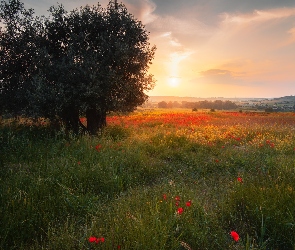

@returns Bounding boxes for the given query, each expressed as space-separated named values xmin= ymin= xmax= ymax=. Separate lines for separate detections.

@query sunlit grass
xmin=1 ymin=110 xmax=295 ymax=249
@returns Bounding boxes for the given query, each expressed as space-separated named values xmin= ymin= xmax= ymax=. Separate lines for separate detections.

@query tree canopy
xmin=0 ymin=0 xmax=156 ymax=134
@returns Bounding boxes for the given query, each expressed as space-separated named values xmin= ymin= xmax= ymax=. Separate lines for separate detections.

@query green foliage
xmin=103 ymin=124 xmax=131 ymax=141
xmin=265 ymin=107 xmax=274 ymax=113
xmin=0 ymin=0 xmax=156 ymax=134
xmin=220 ymin=167 xmax=295 ymax=249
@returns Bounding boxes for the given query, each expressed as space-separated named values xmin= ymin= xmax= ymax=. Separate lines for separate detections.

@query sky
xmin=20 ymin=0 xmax=295 ymax=98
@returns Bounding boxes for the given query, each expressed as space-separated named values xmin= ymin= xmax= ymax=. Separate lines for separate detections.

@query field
xmin=1 ymin=110 xmax=295 ymax=249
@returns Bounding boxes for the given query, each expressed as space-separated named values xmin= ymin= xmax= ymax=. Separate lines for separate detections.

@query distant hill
xmin=147 ymin=96 xmax=268 ymax=103
xmin=272 ymin=95 xmax=295 ymax=101
xmin=145 ymin=95 xmax=295 ymax=111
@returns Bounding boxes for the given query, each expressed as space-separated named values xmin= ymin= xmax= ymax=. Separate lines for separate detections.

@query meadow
xmin=1 ymin=109 xmax=295 ymax=250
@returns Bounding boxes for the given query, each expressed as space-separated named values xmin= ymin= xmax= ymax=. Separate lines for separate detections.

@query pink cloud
xmin=124 ymin=0 xmax=157 ymax=24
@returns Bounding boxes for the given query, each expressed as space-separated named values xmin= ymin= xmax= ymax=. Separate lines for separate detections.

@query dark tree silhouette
xmin=0 ymin=0 xmax=156 ymax=134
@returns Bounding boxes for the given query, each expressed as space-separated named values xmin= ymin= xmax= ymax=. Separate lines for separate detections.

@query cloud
xmin=197 ymin=68 xmax=250 ymax=86
xmin=124 ymin=0 xmax=157 ymax=24
xmin=149 ymin=14 xmax=214 ymax=38
xmin=170 ymin=50 xmax=193 ymax=62
xmin=158 ymin=32 xmax=182 ymax=47
xmin=220 ymin=7 xmax=295 ymax=26
xmin=287 ymin=26 xmax=295 ymax=44
xmin=200 ymin=69 xmax=232 ymax=77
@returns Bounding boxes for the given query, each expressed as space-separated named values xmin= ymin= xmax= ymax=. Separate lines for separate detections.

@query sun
xmin=168 ymin=77 xmax=180 ymax=87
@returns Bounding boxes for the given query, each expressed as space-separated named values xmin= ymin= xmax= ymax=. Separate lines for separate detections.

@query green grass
xmin=1 ymin=111 xmax=295 ymax=249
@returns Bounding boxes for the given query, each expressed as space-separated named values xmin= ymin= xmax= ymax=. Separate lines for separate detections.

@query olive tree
xmin=0 ymin=0 xmax=156 ymax=134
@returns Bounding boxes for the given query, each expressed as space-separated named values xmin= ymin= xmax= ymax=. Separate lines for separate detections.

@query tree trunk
xmin=61 ymin=107 xmax=80 ymax=135
xmin=86 ymin=107 xmax=106 ymax=135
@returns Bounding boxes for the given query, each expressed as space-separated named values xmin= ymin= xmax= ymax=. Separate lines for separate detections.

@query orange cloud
xmin=221 ymin=7 xmax=295 ymax=25
xmin=200 ymin=69 xmax=232 ymax=77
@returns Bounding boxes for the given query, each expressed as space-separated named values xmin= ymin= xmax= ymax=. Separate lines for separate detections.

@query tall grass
xmin=1 ymin=110 xmax=295 ymax=249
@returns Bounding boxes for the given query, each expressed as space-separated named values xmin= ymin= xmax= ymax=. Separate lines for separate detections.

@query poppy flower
xmin=95 ymin=144 xmax=102 ymax=152
xmin=89 ymin=236 xmax=105 ymax=244
xmin=177 ymin=207 xmax=184 ymax=215
xmin=163 ymin=194 xmax=167 ymax=200
xmin=89 ymin=236 xmax=97 ymax=243
xmin=186 ymin=200 xmax=192 ymax=207
xmin=230 ymin=231 xmax=239 ymax=241
xmin=237 ymin=177 xmax=243 ymax=183
xmin=175 ymin=196 xmax=180 ymax=201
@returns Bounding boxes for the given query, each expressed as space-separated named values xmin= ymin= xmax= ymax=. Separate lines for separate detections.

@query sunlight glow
xmin=168 ymin=77 xmax=180 ymax=87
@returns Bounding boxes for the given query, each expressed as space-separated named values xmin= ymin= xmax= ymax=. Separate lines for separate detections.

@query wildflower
xmin=89 ymin=236 xmax=97 ymax=243
xmin=77 ymin=161 xmax=81 ymax=165
xmin=163 ymin=194 xmax=167 ymax=200
xmin=237 ymin=177 xmax=243 ymax=183
xmin=177 ymin=207 xmax=184 ymax=215
xmin=180 ymin=241 xmax=193 ymax=250
xmin=89 ymin=236 xmax=105 ymax=244
xmin=175 ymin=196 xmax=180 ymax=201
xmin=186 ymin=200 xmax=192 ymax=207
xmin=169 ymin=180 xmax=175 ymax=186
xmin=95 ymin=144 xmax=102 ymax=152
xmin=230 ymin=231 xmax=239 ymax=241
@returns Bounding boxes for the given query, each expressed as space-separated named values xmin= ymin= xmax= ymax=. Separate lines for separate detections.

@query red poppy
xmin=237 ymin=177 xmax=243 ymax=183
xmin=230 ymin=231 xmax=239 ymax=241
xmin=89 ymin=236 xmax=105 ymax=244
xmin=95 ymin=144 xmax=102 ymax=152
xmin=177 ymin=207 xmax=184 ymax=215
xmin=163 ymin=194 xmax=167 ymax=200
xmin=89 ymin=236 xmax=97 ymax=243
xmin=175 ymin=196 xmax=180 ymax=201
xmin=186 ymin=200 xmax=192 ymax=207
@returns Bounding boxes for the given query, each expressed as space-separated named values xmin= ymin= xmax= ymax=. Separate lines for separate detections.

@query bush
xmin=265 ymin=107 xmax=274 ymax=112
